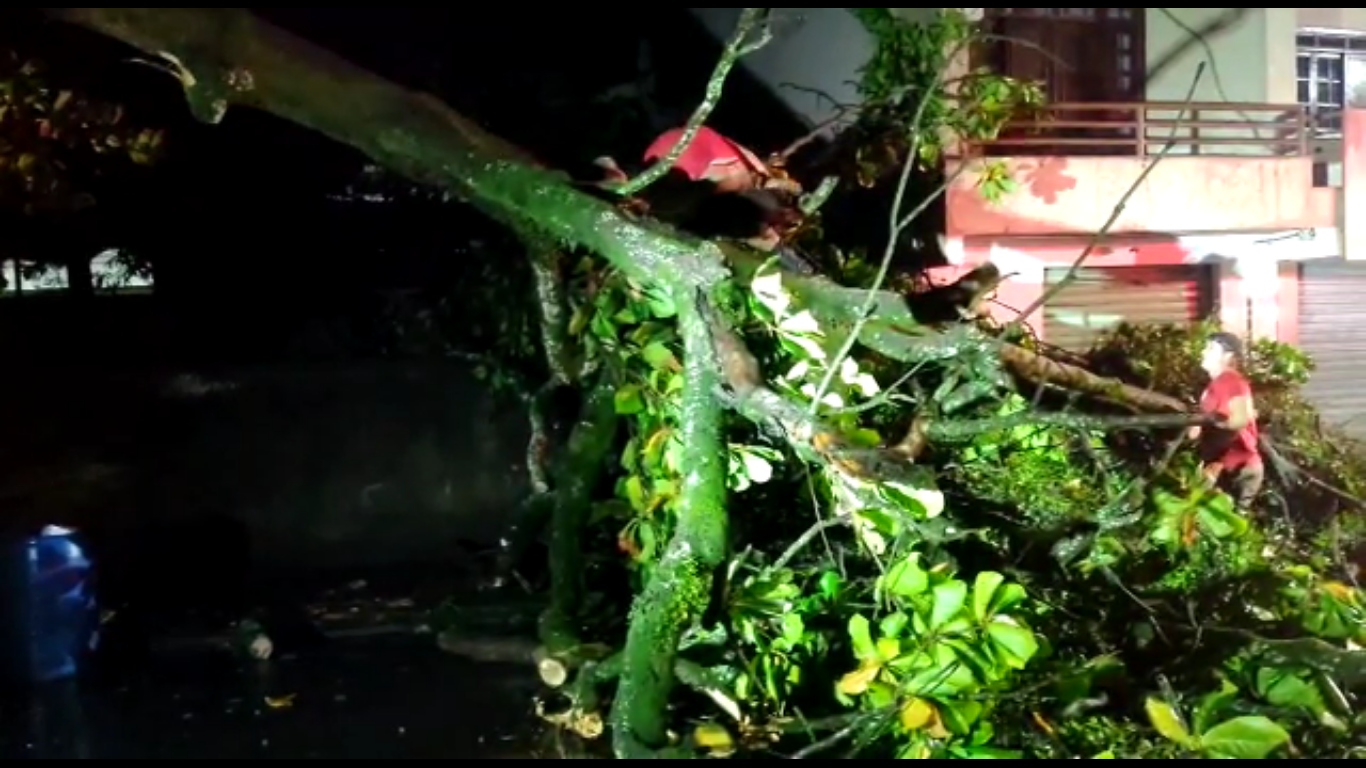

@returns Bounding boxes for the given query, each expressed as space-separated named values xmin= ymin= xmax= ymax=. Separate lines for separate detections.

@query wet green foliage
xmin=505 ymin=10 xmax=1366 ymax=762
xmin=547 ymin=228 xmax=1366 ymax=758
xmin=557 ymin=255 xmax=1045 ymax=757
xmin=558 ymin=246 xmax=1366 ymax=759
xmin=849 ymin=8 xmax=1042 ymax=201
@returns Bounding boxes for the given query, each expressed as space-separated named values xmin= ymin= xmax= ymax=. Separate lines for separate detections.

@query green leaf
xmin=1254 ymin=667 xmax=1326 ymax=716
xmin=848 ymin=427 xmax=882 ymax=447
xmin=642 ymin=285 xmax=677 ymax=318
xmin=902 ymin=642 xmax=978 ymax=696
xmin=619 ymin=437 xmax=639 ymax=472
xmin=848 ymin=614 xmax=876 ymax=660
xmin=623 ymin=475 xmax=647 ymax=513
xmin=818 ymin=571 xmax=842 ymax=600
xmin=986 ymin=619 xmax=1039 ymax=669
xmin=1198 ymin=715 xmax=1290 ymax=759
xmin=636 ymin=520 xmax=657 ymax=560
xmin=879 ymin=610 xmax=909 ymax=638
xmin=883 ymin=556 xmax=929 ymax=597
xmin=938 ymin=699 xmax=983 ymax=735
xmin=613 ymin=384 xmax=646 ymax=415
xmin=930 ymin=580 xmax=968 ymax=629
xmin=972 ymin=571 xmax=1004 ymax=622
xmin=1143 ymin=697 xmax=1193 ymax=747
xmin=875 ymin=636 xmax=900 ymax=661
xmin=881 ymin=471 xmax=945 ymax=518
xmin=1192 ymin=678 xmax=1239 ymax=734
xmin=640 ymin=341 xmax=678 ymax=371
xmin=589 ymin=311 xmax=616 ymax=341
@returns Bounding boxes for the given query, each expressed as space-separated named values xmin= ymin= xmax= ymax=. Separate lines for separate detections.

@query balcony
xmin=946 ymin=101 xmax=1339 ymax=239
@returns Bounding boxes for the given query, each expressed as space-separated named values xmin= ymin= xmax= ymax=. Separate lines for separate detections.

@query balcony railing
xmin=966 ymin=101 xmax=1311 ymax=158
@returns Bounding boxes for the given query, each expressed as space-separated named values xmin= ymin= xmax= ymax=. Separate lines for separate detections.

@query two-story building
xmin=692 ymin=7 xmax=1366 ymax=439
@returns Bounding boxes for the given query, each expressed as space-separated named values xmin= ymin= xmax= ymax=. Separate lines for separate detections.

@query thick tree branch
xmin=61 ymin=16 xmax=1200 ymax=478
xmin=538 ymin=378 xmax=619 ymax=654
xmin=525 ymin=236 xmax=581 ymax=386
xmin=609 ymin=289 xmax=730 ymax=758
xmin=56 ymin=7 xmax=1166 ymax=416
xmin=995 ymin=343 xmax=1189 ymax=414
xmin=50 ymin=7 xmax=731 ymax=294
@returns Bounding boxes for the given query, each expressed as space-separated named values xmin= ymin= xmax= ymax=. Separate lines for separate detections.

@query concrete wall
xmin=1299 ymin=9 xmax=1366 ymax=35
xmin=689 ymin=8 xmax=869 ymax=129
xmin=687 ymin=8 xmax=940 ymax=129
xmin=946 ymin=155 xmax=1333 ymax=237
xmin=1145 ymin=9 xmax=1275 ymax=105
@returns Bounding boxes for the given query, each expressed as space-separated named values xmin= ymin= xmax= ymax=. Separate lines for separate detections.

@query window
xmin=91 ymin=249 xmax=154 ymax=294
xmin=0 ymin=249 xmax=153 ymax=297
xmin=0 ymin=260 xmax=68 ymax=295
xmin=1296 ymin=31 xmax=1366 ymax=136
xmin=983 ymin=8 xmax=1143 ymax=102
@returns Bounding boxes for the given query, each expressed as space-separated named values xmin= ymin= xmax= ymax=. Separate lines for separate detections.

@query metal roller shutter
xmin=1042 ymin=265 xmax=1215 ymax=352
xmin=1298 ymin=260 xmax=1366 ymax=442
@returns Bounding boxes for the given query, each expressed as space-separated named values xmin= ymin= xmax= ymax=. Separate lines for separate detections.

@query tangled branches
xmin=54 ymin=6 xmax=1366 ymax=761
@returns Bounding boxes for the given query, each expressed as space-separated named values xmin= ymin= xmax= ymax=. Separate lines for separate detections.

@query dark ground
xmin=2 ymin=634 xmax=556 ymax=759
xmin=0 ymin=568 xmax=590 ymax=760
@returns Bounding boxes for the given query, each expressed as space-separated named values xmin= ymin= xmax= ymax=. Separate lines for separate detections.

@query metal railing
xmin=966 ymin=101 xmax=1312 ymax=158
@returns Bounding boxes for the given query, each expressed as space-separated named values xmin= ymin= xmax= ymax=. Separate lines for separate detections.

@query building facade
xmin=691 ymin=7 xmax=1366 ymax=439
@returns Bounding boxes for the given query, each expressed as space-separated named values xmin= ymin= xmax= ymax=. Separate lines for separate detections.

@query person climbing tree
xmin=1188 ymin=331 xmax=1263 ymax=509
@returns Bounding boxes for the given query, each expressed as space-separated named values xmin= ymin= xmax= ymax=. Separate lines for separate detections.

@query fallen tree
xmin=50 ymin=7 xmax=1366 ymax=759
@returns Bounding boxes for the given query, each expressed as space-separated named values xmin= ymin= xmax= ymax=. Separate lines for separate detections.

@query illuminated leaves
xmin=839 ymin=559 xmax=1039 ymax=757
xmin=0 ymin=49 xmax=165 ymax=213
xmin=1145 ymin=694 xmax=1291 ymax=759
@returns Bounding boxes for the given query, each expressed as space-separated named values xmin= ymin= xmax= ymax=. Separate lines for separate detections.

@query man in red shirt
xmin=1188 ymin=332 xmax=1262 ymax=509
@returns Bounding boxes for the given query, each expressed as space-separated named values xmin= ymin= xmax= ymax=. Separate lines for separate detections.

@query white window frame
xmin=1296 ymin=28 xmax=1366 ymax=138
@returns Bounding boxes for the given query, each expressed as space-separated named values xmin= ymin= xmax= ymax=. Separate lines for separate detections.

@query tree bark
xmin=608 ymin=289 xmax=728 ymax=758
xmin=537 ymin=377 xmax=618 ymax=653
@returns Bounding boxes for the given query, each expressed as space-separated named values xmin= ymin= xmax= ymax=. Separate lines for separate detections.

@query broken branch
xmin=615 ymin=8 xmax=774 ymax=197
xmin=806 ymin=40 xmax=968 ymax=415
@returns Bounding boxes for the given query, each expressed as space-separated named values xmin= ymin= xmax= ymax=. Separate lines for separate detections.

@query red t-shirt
xmin=642 ymin=126 xmax=768 ymax=184
xmin=1199 ymin=370 xmax=1261 ymax=470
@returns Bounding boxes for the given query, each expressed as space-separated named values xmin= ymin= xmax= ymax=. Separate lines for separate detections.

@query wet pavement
xmin=0 ymin=632 xmax=560 ymax=759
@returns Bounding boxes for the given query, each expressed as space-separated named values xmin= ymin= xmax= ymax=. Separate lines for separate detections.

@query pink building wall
xmin=934 ymin=107 xmax=1366 ymax=347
